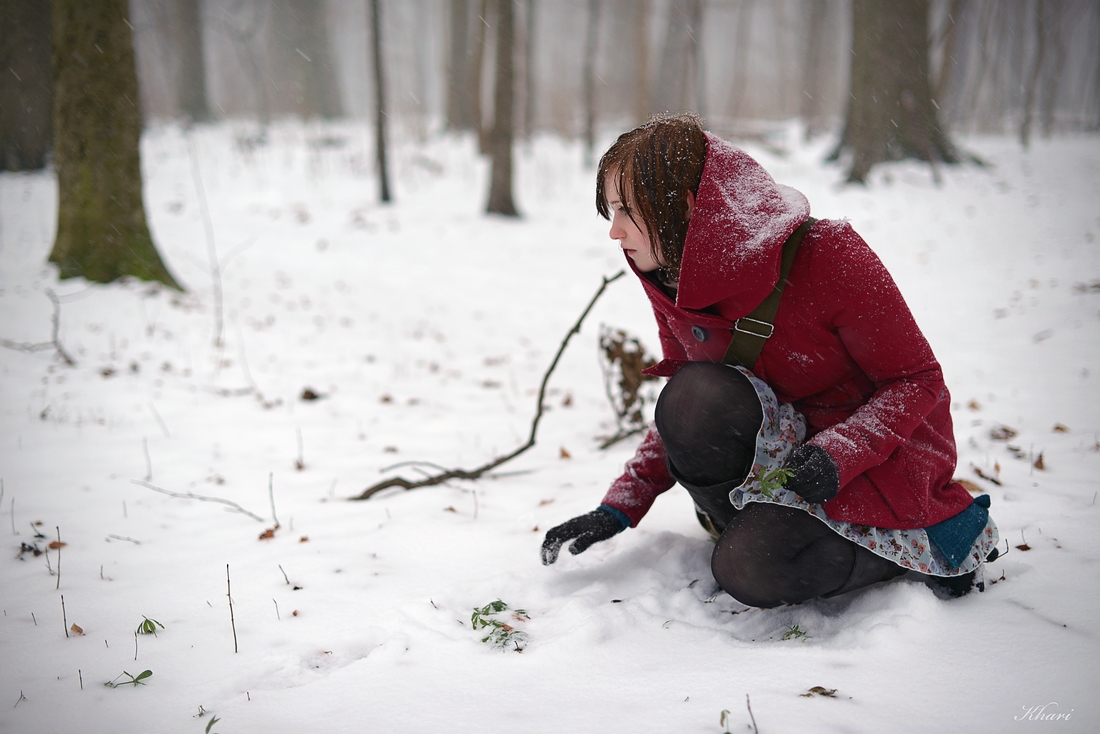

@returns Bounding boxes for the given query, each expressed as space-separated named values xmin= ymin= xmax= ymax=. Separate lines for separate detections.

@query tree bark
xmin=49 ymin=0 xmax=181 ymax=288
xmin=653 ymin=0 xmax=700 ymax=114
xmin=632 ymin=0 xmax=650 ymax=124
xmin=274 ymin=0 xmax=342 ymax=119
xmin=836 ymin=0 xmax=958 ymax=184
xmin=582 ymin=0 xmax=602 ymax=166
xmin=486 ymin=0 xmax=518 ymax=216
xmin=1020 ymin=0 xmax=1047 ymax=149
xmin=446 ymin=0 xmax=471 ymax=130
xmin=1 ymin=0 xmax=53 ymax=171
xmin=370 ymin=0 xmax=392 ymax=202
xmin=175 ymin=0 xmax=211 ymax=123
xmin=799 ymin=0 xmax=829 ymax=139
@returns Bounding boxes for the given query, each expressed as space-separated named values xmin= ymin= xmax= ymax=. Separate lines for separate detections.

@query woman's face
xmin=603 ymin=172 xmax=664 ymax=273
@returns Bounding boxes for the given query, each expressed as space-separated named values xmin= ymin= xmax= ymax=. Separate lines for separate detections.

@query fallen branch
xmin=0 ymin=289 xmax=76 ymax=366
xmin=130 ymin=479 xmax=265 ymax=522
xmin=352 ymin=270 xmax=625 ymax=500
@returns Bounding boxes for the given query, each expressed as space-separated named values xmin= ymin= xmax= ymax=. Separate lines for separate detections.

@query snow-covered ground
xmin=1 ymin=120 xmax=1098 ymax=733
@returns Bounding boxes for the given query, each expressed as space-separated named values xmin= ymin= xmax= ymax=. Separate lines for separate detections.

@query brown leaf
xmin=990 ymin=425 xmax=1018 ymax=441
xmin=301 ymin=388 xmax=321 ymax=401
xmin=70 ymin=623 xmax=84 ymax=635
xmin=973 ymin=466 xmax=1003 ymax=486
xmin=954 ymin=479 xmax=984 ymax=494
xmin=531 ymin=526 xmax=539 ymax=532
xmin=379 ymin=394 xmax=393 ymax=403
xmin=299 ymin=536 xmax=309 ymax=543
xmin=258 ymin=528 xmax=276 ymax=540
xmin=538 ymin=498 xmax=555 ymax=506
xmin=294 ymin=459 xmax=305 ymax=471
xmin=1033 ymin=452 xmax=1045 ymax=470
xmin=1016 ymin=543 xmax=1031 ymax=551
xmin=1052 ymin=423 xmax=1070 ymax=433
xmin=48 ymin=541 xmax=67 ymax=549
xmin=560 ymin=447 xmax=571 ymax=459
xmin=800 ymin=687 xmax=837 ymax=698
xmin=292 ymin=610 xmax=299 ymax=617
xmin=443 ymin=506 xmax=457 ymax=513
xmin=562 ymin=393 xmax=573 ymax=407
xmin=967 ymin=399 xmax=981 ymax=411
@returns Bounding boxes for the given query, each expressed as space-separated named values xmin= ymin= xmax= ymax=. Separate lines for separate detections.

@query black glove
xmin=541 ymin=507 xmax=628 ymax=565
xmin=783 ymin=444 xmax=840 ymax=504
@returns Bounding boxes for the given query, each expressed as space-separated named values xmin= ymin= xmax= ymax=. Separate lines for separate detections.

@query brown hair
xmin=596 ymin=113 xmax=707 ymax=280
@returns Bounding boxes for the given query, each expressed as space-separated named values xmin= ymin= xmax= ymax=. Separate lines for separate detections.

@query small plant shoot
xmin=781 ymin=624 xmax=809 ymax=641
xmin=136 ymin=616 xmax=165 ymax=636
xmin=104 ymin=670 xmax=152 ymax=688
xmin=757 ymin=467 xmax=793 ymax=499
xmin=471 ymin=599 xmax=529 ymax=651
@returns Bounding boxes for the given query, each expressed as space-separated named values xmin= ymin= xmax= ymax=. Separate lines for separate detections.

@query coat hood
xmin=675 ymin=133 xmax=810 ymax=314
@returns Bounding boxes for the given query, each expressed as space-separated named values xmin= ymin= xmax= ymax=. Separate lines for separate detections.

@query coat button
xmin=691 ymin=325 xmax=708 ymax=342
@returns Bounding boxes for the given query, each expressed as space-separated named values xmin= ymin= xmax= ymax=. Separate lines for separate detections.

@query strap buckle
xmin=733 ymin=317 xmax=774 ymax=340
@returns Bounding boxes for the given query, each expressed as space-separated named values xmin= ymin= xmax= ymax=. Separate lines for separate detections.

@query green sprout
xmin=757 ymin=467 xmax=793 ymax=499
xmin=471 ymin=599 xmax=529 ymax=651
xmin=104 ymin=669 xmax=152 ymax=688
xmin=781 ymin=624 xmax=808 ymax=641
xmin=136 ymin=616 xmax=165 ymax=636
xmin=204 ymin=715 xmax=221 ymax=734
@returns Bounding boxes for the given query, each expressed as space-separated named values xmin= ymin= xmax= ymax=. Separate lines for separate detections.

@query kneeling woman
xmin=541 ymin=114 xmax=998 ymax=607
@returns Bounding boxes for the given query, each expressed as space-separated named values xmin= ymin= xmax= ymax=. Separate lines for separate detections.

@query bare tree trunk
xmin=633 ymin=0 xmax=650 ymax=123
xmin=524 ymin=0 xmax=536 ymax=138
xmin=49 ymin=0 xmax=181 ymax=288
xmin=370 ymin=0 xmax=391 ymax=202
xmin=1040 ymin=0 xmax=1069 ymax=137
xmin=653 ymin=0 xmax=700 ymax=113
xmin=274 ymin=0 xmax=342 ymax=119
xmin=931 ymin=0 xmax=965 ymax=111
xmin=446 ymin=0 xmax=471 ymax=130
xmin=471 ymin=0 xmax=490 ymax=151
xmin=799 ymin=0 xmax=828 ymax=139
xmin=582 ymin=0 xmax=602 ymax=166
xmin=836 ymin=0 xmax=958 ymax=183
xmin=221 ymin=0 xmax=271 ymax=125
xmin=176 ymin=0 xmax=211 ymax=123
xmin=690 ymin=0 xmax=705 ymax=118
xmin=1020 ymin=0 xmax=1047 ymax=148
xmin=727 ymin=0 xmax=755 ymax=120
xmin=486 ymin=0 xmax=518 ymax=216
xmin=1 ymin=0 xmax=53 ymax=170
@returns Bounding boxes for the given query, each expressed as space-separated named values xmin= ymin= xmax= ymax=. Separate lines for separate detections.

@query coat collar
xmin=672 ymin=133 xmax=810 ymax=316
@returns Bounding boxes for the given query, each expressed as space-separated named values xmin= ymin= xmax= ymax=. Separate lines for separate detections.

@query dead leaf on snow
xmin=48 ymin=541 xmax=67 ymax=549
xmin=258 ymin=528 xmax=276 ymax=540
xmin=1033 ymin=453 xmax=1045 ymax=470
xmin=954 ymin=479 xmax=983 ymax=494
xmin=973 ymin=466 xmax=1003 ymax=486
xmin=560 ymin=447 xmax=571 ymax=459
xmin=299 ymin=536 xmax=309 ymax=543
xmin=1052 ymin=423 xmax=1070 ymax=433
xmin=70 ymin=623 xmax=84 ymax=636
xmin=538 ymin=498 xmax=555 ymax=506
xmin=967 ymin=399 xmax=981 ymax=411
xmin=800 ymin=687 xmax=837 ymax=698
xmin=990 ymin=425 xmax=1018 ymax=441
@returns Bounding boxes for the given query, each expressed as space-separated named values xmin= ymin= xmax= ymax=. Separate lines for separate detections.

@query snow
xmin=1 ymin=120 xmax=1099 ymax=733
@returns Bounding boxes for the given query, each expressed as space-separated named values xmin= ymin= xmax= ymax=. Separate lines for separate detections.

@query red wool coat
xmin=601 ymin=133 xmax=974 ymax=530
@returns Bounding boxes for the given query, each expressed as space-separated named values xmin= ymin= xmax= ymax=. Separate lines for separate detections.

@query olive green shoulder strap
xmin=721 ymin=217 xmax=816 ymax=369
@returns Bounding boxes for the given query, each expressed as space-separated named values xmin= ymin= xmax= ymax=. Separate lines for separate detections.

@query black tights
xmin=655 ymin=363 xmax=905 ymax=608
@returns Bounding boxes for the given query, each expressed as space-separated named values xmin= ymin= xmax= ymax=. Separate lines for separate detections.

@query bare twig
xmin=227 ymin=564 xmax=238 ymax=653
xmin=0 ymin=289 xmax=76 ymax=366
xmin=353 ymin=271 xmax=625 ymax=500
xmin=8 ymin=495 xmax=16 ymax=535
xmin=131 ymin=479 xmax=264 ymax=522
xmin=142 ymin=438 xmax=152 ymax=482
xmin=134 ymin=630 xmax=139 ymax=661
xmin=61 ymin=595 xmax=69 ymax=638
xmin=597 ymin=425 xmax=649 ymax=450
xmin=55 ymin=526 xmax=61 ymax=590
xmin=747 ymin=694 xmax=758 ymax=734
xmin=268 ymin=473 xmax=280 ymax=528
xmin=148 ymin=401 xmax=170 ymax=438
xmin=79 ymin=669 xmax=83 ymax=690
xmin=273 ymin=598 xmax=280 ymax=620
xmin=188 ymin=135 xmax=224 ymax=349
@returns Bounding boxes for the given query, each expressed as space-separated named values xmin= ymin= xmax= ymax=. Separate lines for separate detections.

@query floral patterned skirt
xmin=726 ymin=364 xmax=1000 ymax=578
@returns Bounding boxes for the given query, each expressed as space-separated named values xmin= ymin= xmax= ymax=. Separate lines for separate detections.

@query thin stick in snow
xmin=273 ymin=598 xmax=280 ymax=620
xmin=227 ymin=564 xmax=238 ymax=653
xmin=353 ymin=270 xmax=625 ymax=500
xmin=187 ymin=135 xmax=224 ymax=350
xmin=131 ymin=480 xmax=264 ymax=522
xmin=61 ymin=595 xmax=69 ymax=638
xmin=295 ymin=428 xmax=304 ymax=471
xmin=55 ymin=526 xmax=61 ymax=590
xmin=148 ymin=401 xmax=170 ymax=438
xmin=142 ymin=438 xmax=152 ymax=482
xmin=0 ymin=290 xmax=76 ymax=366
xmin=269 ymin=473 xmax=280 ymax=528
xmin=747 ymin=693 xmax=759 ymax=733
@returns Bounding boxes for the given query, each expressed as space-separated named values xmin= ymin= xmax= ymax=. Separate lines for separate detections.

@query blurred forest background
xmin=5 ymin=0 xmax=1099 ymax=159
xmin=3 ymin=0 xmax=1099 ymax=286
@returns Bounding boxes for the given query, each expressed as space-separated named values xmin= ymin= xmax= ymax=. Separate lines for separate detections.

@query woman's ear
xmin=685 ymin=190 xmax=695 ymax=222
